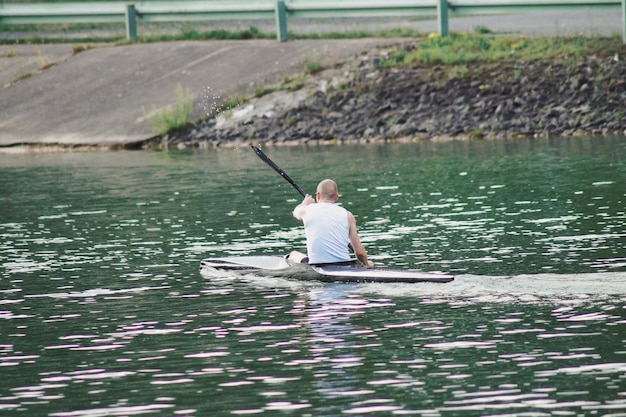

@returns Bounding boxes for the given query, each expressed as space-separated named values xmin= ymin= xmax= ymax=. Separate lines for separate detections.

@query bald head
xmin=316 ymin=179 xmax=339 ymax=202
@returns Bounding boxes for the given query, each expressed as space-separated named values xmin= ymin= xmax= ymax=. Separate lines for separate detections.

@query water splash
xmin=201 ymin=85 xmax=222 ymax=116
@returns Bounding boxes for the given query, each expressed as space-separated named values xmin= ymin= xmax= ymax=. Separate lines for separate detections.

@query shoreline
xmin=157 ymin=41 xmax=626 ymax=151
xmin=2 ymin=131 xmax=621 ymax=154
xmin=2 ymin=32 xmax=625 ymax=153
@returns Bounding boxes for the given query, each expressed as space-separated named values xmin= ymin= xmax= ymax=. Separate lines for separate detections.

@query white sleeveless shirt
xmin=303 ymin=202 xmax=351 ymax=264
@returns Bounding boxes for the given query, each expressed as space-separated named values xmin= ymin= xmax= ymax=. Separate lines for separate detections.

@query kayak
xmin=200 ymin=255 xmax=454 ymax=283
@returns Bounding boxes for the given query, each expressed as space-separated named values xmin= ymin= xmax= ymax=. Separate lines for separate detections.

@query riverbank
xmin=160 ymin=39 xmax=626 ymax=149
xmin=1 ymin=11 xmax=624 ymax=151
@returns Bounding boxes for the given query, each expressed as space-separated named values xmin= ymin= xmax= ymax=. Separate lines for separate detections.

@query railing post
xmin=125 ymin=3 xmax=137 ymax=41
xmin=437 ymin=0 xmax=449 ymax=37
xmin=622 ymin=0 xmax=626 ymax=43
xmin=275 ymin=1 xmax=288 ymax=42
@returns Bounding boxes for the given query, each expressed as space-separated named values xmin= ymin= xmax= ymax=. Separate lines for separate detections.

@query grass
xmin=304 ymin=60 xmax=324 ymax=75
xmin=0 ymin=22 xmax=428 ymax=45
xmin=143 ymin=85 xmax=194 ymax=135
xmin=0 ymin=23 xmax=274 ymax=45
xmin=139 ymin=26 xmax=273 ymax=43
xmin=379 ymin=32 xmax=625 ymax=67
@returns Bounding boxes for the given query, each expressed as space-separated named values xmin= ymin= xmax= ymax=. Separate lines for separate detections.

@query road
xmin=0 ymin=11 xmax=621 ymax=148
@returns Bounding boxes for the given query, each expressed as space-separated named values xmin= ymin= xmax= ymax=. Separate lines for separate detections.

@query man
xmin=292 ymin=179 xmax=373 ymax=267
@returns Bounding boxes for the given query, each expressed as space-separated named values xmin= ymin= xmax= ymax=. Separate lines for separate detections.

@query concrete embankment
xmin=0 ymin=39 xmax=403 ymax=148
xmin=0 ymin=11 xmax=622 ymax=150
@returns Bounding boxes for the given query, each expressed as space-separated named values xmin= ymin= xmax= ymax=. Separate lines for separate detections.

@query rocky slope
xmin=163 ymin=42 xmax=626 ymax=148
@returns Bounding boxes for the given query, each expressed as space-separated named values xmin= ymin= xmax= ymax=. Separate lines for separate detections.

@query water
xmin=1 ymin=137 xmax=625 ymax=416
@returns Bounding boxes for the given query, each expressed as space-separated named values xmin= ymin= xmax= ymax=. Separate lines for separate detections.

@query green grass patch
xmin=304 ymin=60 xmax=324 ymax=75
xmin=141 ymin=26 xmax=273 ymax=43
xmin=143 ymin=85 xmax=194 ymax=135
xmin=219 ymin=95 xmax=248 ymax=112
xmin=289 ymin=27 xmax=424 ymax=40
xmin=380 ymin=32 xmax=625 ymax=66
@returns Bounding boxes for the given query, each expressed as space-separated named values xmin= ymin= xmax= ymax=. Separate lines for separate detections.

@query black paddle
xmin=251 ymin=145 xmax=307 ymax=198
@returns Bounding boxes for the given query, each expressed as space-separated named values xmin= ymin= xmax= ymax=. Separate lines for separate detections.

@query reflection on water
xmin=1 ymin=137 xmax=625 ymax=416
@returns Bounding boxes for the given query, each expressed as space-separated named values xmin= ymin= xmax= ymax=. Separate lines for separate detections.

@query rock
xmin=164 ymin=43 xmax=626 ymax=148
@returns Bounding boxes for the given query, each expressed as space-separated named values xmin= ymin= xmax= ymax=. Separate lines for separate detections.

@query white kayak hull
xmin=200 ymin=256 xmax=454 ymax=283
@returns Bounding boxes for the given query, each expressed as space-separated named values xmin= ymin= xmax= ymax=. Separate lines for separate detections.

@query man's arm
xmin=293 ymin=194 xmax=315 ymax=221
xmin=347 ymin=211 xmax=374 ymax=267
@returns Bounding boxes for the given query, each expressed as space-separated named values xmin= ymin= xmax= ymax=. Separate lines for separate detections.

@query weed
xmin=11 ymin=71 xmax=33 ymax=84
xmin=220 ymin=95 xmax=247 ymax=112
xmin=380 ymin=33 xmax=625 ymax=67
xmin=143 ymin=85 xmax=194 ymax=135
xmin=304 ymin=60 xmax=324 ymax=75
xmin=253 ymin=84 xmax=275 ymax=98
xmin=467 ymin=129 xmax=485 ymax=140
xmin=448 ymin=64 xmax=469 ymax=79
xmin=140 ymin=26 xmax=271 ymax=43
xmin=285 ymin=78 xmax=305 ymax=91
xmin=71 ymin=44 xmax=95 ymax=55
xmin=36 ymin=47 xmax=55 ymax=70
xmin=474 ymin=26 xmax=494 ymax=35
xmin=380 ymin=48 xmax=408 ymax=67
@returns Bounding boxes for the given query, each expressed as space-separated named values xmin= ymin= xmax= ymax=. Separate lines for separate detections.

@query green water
xmin=1 ymin=137 xmax=625 ymax=416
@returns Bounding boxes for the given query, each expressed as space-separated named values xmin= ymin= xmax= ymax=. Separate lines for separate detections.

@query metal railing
xmin=1 ymin=0 xmax=624 ymax=42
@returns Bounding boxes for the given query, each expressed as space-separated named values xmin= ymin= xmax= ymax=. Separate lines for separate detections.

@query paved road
xmin=0 ymin=11 xmax=621 ymax=148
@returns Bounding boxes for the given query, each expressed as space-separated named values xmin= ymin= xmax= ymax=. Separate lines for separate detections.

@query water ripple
xmin=49 ymin=404 xmax=174 ymax=417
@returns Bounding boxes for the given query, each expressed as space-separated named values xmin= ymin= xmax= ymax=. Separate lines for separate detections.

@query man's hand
xmin=303 ymin=194 xmax=315 ymax=205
